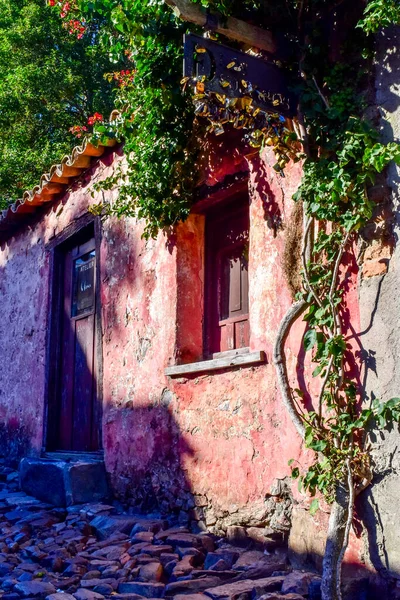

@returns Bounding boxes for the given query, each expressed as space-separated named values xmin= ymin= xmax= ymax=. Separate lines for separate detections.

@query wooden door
xmin=57 ymin=236 xmax=100 ymax=451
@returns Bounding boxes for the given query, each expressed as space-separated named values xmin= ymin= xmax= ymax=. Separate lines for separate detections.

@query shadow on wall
xmin=103 ymin=401 xmax=196 ymax=518
xmin=0 ymin=421 xmax=33 ymax=463
xmin=250 ymin=154 xmax=283 ymax=235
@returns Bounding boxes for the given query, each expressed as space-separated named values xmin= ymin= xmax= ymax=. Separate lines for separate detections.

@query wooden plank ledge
xmin=164 ymin=0 xmax=276 ymax=54
xmin=165 ymin=350 xmax=266 ymax=377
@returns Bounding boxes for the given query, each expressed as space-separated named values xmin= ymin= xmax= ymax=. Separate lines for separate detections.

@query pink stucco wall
xmin=97 ymin=143 xmax=309 ymax=529
xmin=0 ymin=231 xmax=49 ymax=456
xmin=0 ymin=138 xmax=361 ymax=565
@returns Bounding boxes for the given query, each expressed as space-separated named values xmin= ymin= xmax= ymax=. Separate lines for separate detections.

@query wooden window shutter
xmin=205 ymin=195 xmax=250 ymax=355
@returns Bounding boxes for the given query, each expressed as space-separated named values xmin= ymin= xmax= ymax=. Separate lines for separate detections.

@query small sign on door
xmin=72 ymin=250 xmax=96 ymax=317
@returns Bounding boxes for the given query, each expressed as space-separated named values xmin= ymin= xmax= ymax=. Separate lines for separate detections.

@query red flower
xmin=48 ymin=0 xmax=56 ymax=6
xmin=60 ymin=2 xmax=70 ymax=17
xmin=66 ymin=18 xmax=86 ymax=37
xmin=69 ymin=125 xmax=88 ymax=138
xmin=87 ymin=112 xmax=103 ymax=125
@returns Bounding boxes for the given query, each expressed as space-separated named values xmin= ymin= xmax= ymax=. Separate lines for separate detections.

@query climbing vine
xmin=270 ymin=2 xmax=400 ymax=599
xmin=50 ymin=0 xmax=197 ymax=238
xmin=48 ymin=0 xmax=400 ymax=597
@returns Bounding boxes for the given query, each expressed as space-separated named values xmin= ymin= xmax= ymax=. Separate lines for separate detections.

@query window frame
xmin=165 ymin=178 xmax=266 ymax=378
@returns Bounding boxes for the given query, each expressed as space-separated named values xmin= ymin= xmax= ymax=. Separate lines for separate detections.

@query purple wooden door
xmin=58 ymin=237 xmax=100 ymax=451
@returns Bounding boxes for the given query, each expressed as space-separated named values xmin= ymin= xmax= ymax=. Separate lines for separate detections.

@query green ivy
xmin=358 ymin=0 xmax=400 ymax=34
xmin=284 ymin=2 xmax=400 ymax=512
xmin=51 ymin=0 xmax=198 ymax=238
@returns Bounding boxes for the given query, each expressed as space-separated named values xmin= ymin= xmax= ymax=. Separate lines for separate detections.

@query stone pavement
xmin=0 ymin=462 xmax=322 ymax=600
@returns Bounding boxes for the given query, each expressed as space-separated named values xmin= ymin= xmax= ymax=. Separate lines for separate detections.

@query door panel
xmin=73 ymin=315 xmax=95 ymax=450
xmin=57 ymin=236 xmax=100 ymax=451
xmin=59 ymin=249 xmax=75 ymax=449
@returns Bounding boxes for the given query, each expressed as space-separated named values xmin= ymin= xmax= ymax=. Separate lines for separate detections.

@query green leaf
xmin=309 ymin=498 xmax=320 ymax=515
xmin=312 ymin=364 xmax=324 ymax=378
xmin=304 ymin=329 xmax=317 ymax=352
xmin=293 ymin=188 xmax=303 ymax=202
xmin=309 ymin=439 xmax=328 ymax=452
xmin=291 ymin=467 xmax=300 ymax=479
xmin=304 ymin=305 xmax=316 ymax=322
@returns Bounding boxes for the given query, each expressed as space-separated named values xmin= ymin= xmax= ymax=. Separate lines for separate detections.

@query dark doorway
xmin=45 ymin=221 xmax=102 ymax=452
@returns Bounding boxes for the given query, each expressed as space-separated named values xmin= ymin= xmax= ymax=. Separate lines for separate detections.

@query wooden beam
xmin=164 ymin=0 xmax=276 ymax=54
xmin=165 ymin=350 xmax=266 ymax=377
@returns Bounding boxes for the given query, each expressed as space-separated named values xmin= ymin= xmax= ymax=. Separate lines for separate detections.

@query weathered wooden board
xmin=165 ymin=350 xmax=266 ymax=377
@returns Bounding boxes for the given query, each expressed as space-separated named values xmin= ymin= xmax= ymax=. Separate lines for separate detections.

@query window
xmin=205 ymin=195 xmax=250 ymax=356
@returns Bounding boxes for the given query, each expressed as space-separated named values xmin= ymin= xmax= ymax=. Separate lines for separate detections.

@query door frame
xmin=42 ymin=213 xmax=104 ymax=454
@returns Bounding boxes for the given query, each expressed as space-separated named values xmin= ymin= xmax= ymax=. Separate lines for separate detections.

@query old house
xmin=0 ymin=18 xmax=400 ymax=595
xmin=0 ymin=129 xmax=306 ymax=525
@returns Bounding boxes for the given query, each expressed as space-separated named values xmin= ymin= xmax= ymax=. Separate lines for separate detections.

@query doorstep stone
xmin=19 ymin=458 xmax=109 ymax=507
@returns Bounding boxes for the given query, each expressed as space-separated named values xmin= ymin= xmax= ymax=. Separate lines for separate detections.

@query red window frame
xmin=204 ymin=195 xmax=250 ymax=356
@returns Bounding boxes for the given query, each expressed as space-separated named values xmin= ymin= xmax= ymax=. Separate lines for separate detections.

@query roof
xmin=0 ymin=137 xmax=117 ymax=242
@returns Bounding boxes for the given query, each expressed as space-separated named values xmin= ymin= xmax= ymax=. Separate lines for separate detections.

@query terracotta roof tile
xmin=0 ymin=137 xmax=116 ymax=240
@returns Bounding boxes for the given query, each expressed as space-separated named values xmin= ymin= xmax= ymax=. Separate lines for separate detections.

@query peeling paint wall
xmin=0 ymin=140 xmax=309 ymax=533
xmin=0 ymin=122 xmax=383 ymax=581
xmin=98 ymin=144 xmax=308 ymax=537
xmin=358 ymin=26 xmax=400 ymax=581
xmin=0 ymin=231 xmax=49 ymax=458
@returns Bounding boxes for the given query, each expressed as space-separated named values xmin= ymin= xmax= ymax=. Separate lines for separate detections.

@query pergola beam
xmin=164 ymin=0 xmax=277 ymax=54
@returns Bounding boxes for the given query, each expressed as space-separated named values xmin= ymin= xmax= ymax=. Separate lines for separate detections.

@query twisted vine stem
xmin=274 ymin=213 xmax=356 ymax=600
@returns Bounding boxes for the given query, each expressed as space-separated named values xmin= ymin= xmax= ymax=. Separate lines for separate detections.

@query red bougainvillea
xmin=48 ymin=0 xmax=86 ymax=38
xmin=104 ymin=70 xmax=135 ymax=88
xmin=69 ymin=113 xmax=103 ymax=136
xmin=66 ymin=19 xmax=86 ymax=38
xmin=87 ymin=112 xmax=103 ymax=125
xmin=69 ymin=125 xmax=88 ymax=138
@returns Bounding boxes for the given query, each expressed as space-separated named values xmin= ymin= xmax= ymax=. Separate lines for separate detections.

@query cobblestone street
xmin=0 ymin=462 xmax=321 ymax=600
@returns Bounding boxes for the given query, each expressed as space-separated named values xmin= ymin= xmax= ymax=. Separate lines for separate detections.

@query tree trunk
xmin=321 ymin=482 xmax=350 ymax=600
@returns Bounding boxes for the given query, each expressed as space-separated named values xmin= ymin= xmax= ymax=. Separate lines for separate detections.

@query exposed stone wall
xmin=358 ymin=26 xmax=400 ymax=580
